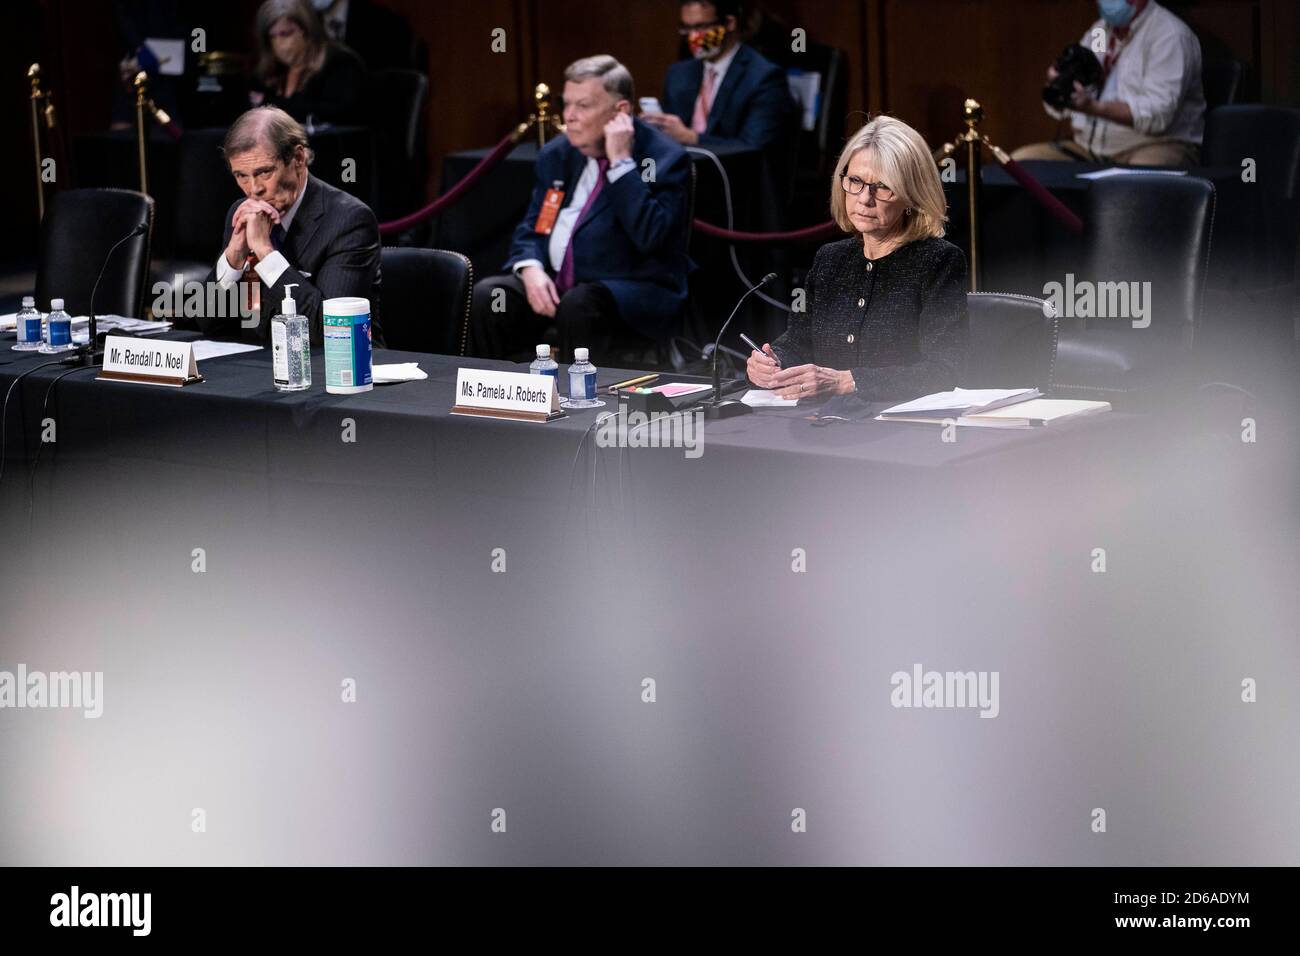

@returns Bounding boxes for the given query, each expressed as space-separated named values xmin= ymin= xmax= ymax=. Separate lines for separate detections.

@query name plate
xmin=451 ymin=367 xmax=564 ymax=423
xmin=98 ymin=335 xmax=202 ymax=388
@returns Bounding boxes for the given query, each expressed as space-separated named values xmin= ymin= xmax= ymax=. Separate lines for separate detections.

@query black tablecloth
xmin=1 ymin=336 xmax=1295 ymax=865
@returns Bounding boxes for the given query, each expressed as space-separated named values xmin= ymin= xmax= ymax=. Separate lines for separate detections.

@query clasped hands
xmin=224 ymin=199 xmax=283 ymax=269
xmin=746 ymin=345 xmax=855 ymax=399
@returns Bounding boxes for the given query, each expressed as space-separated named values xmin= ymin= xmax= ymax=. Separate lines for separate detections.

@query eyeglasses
xmin=842 ymin=175 xmax=895 ymax=200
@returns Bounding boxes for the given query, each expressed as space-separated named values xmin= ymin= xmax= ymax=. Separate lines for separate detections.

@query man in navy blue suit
xmin=647 ymin=1 xmax=796 ymax=169
xmin=469 ymin=55 xmax=692 ymax=361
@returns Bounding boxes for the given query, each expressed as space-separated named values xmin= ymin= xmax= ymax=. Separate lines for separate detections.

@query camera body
xmin=1043 ymin=43 xmax=1105 ymax=110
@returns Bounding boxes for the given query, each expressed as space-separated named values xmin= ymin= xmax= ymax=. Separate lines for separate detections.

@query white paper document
xmin=192 ymin=341 xmax=263 ymax=362
xmin=372 ymin=362 xmax=428 ymax=384
xmin=741 ymin=389 xmax=798 ymax=408
xmin=880 ymin=387 xmax=1039 ymax=418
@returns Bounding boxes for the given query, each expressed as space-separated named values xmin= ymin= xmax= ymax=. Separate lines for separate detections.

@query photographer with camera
xmin=1012 ymin=0 xmax=1205 ymax=167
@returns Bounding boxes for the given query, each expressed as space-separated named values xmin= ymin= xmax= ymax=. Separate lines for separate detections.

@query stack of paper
xmin=879 ymin=387 xmax=1041 ymax=419
xmin=876 ymin=395 xmax=1110 ymax=428
xmin=741 ymin=389 xmax=798 ymax=408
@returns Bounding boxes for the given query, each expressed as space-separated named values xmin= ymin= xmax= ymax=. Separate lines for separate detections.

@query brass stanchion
xmin=512 ymin=83 xmax=566 ymax=146
xmin=27 ymin=63 xmax=55 ymax=221
xmin=933 ymin=98 xmax=994 ymax=292
xmin=134 ymin=71 xmax=150 ymax=195
xmin=130 ymin=71 xmax=175 ymax=195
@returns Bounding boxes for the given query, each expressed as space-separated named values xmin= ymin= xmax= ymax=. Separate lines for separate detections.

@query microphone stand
xmin=63 ymin=224 xmax=147 ymax=368
xmin=704 ymin=272 xmax=776 ymax=420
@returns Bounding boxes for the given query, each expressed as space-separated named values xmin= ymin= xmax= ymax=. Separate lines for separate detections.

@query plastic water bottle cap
xmin=50 ymin=298 xmax=64 ymax=311
xmin=281 ymin=282 xmax=298 ymax=316
xmin=573 ymin=348 xmax=589 ymax=363
xmin=535 ymin=344 xmax=551 ymax=359
xmin=21 ymin=296 xmax=34 ymax=308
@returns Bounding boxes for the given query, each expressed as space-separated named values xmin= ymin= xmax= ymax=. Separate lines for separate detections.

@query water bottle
xmin=563 ymin=347 xmax=605 ymax=409
xmin=271 ymin=283 xmax=311 ymax=391
xmin=528 ymin=344 xmax=558 ymax=381
xmin=12 ymin=296 xmax=42 ymax=351
xmin=41 ymin=298 xmax=72 ymax=353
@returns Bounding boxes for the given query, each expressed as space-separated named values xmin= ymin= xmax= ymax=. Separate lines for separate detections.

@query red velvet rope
xmin=998 ymin=158 xmax=1085 ymax=236
xmin=691 ymin=218 xmax=842 ymax=243
xmin=377 ymin=136 xmax=1084 ymax=245
xmin=378 ymin=130 xmax=520 ymax=237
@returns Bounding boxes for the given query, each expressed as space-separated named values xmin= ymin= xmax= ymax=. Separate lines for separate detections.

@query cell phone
xmin=638 ymin=97 xmax=663 ymax=115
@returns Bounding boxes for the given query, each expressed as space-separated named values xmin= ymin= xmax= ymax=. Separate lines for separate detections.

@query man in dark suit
xmin=201 ymin=106 xmax=383 ymax=346
xmin=469 ymin=55 xmax=691 ymax=362
xmin=648 ymin=1 xmax=796 ymax=160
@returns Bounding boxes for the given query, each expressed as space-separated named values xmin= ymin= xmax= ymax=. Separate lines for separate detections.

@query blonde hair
xmin=829 ymin=115 xmax=947 ymax=243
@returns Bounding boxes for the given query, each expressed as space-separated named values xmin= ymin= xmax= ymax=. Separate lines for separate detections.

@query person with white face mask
xmin=1012 ymin=0 xmax=1206 ymax=167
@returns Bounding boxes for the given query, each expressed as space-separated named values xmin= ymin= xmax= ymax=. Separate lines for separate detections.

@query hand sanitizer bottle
xmin=563 ymin=347 xmax=605 ymax=409
xmin=271 ymin=283 xmax=311 ymax=391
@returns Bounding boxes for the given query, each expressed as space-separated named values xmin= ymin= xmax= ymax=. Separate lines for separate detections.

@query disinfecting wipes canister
xmin=323 ymin=296 xmax=373 ymax=394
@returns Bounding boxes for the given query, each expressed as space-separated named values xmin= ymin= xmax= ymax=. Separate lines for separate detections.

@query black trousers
xmin=469 ymin=273 xmax=623 ymax=363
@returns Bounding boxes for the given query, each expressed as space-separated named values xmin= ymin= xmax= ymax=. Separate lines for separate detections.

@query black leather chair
xmin=965 ymin=292 xmax=1059 ymax=390
xmin=1050 ymin=176 xmax=1215 ymax=403
xmin=379 ymin=247 xmax=472 ymax=355
xmin=35 ymin=188 xmax=154 ymax=318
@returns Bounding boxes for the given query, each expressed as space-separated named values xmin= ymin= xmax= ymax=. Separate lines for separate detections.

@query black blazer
xmin=201 ymin=173 xmax=383 ymax=347
xmin=770 ymin=236 xmax=968 ymax=400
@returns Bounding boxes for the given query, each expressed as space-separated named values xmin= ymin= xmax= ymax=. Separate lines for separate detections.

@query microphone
xmin=705 ymin=272 xmax=776 ymax=420
xmin=66 ymin=222 xmax=148 ymax=367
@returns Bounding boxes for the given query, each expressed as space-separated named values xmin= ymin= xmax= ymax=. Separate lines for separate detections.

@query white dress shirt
xmin=215 ymin=176 xmax=309 ymax=290
xmin=1045 ymin=0 xmax=1204 ymax=157
xmin=513 ymin=156 xmax=636 ymax=277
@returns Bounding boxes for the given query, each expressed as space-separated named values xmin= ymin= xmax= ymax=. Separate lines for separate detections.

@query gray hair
xmin=563 ymin=54 xmax=635 ymax=104
xmin=222 ymin=106 xmax=315 ymax=166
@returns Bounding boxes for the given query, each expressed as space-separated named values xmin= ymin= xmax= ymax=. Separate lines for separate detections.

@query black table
xmin=1 ymin=336 xmax=1295 ymax=865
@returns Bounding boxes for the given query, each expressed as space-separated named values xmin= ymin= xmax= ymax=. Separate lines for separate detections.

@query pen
xmin=740 ymin=333 xmax=780 ymax=367
xmin=607 ymin=373 xmax=658 ymax=393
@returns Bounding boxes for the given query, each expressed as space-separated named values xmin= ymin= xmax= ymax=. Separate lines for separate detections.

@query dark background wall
xmin=5 ymin=0 xmax=1297 ymax=259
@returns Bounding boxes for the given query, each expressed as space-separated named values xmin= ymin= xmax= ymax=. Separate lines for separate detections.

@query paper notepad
xmin=877 ymin=398 xmax=1110 ymax=428
xmin=879 ymin=387 xmax=1040 ymax=418
xmin=741 ymin=389 xmax=798 ymax=407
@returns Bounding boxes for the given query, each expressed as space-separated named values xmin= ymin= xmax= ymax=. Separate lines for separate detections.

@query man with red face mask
xmin=649 ymin=1 xmax=796 ymax=161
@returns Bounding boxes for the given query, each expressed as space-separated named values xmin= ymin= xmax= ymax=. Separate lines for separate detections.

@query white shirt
xmin=215 ymin=176 xmax=309 ymax=289
xmin=513 ymin=156 xmax=636 ymax=276
xmin=1045 ymin=1 xmax=1204 ymax=157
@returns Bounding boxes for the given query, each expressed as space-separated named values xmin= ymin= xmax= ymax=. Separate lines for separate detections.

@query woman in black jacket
xmin=250 ymin=0 xmax=366 ymax=126
xmin=748 ymin=115 xmax=968 ymax=401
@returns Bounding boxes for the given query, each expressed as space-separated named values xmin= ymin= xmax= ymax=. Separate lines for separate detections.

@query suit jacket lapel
xmin=285 ymin=175 xmax=325 ymax=263
xmin=706 ymin=46 xmax=750 ymax=136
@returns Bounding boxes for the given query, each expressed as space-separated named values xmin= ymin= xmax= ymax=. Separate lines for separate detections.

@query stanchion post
xmin=133 ymin=71 xmax=149 ymax=195
xmin=963 ymin=98 xmax=983 ymax=293
xmin=28 ymin=63 xmax=49 ymax=221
